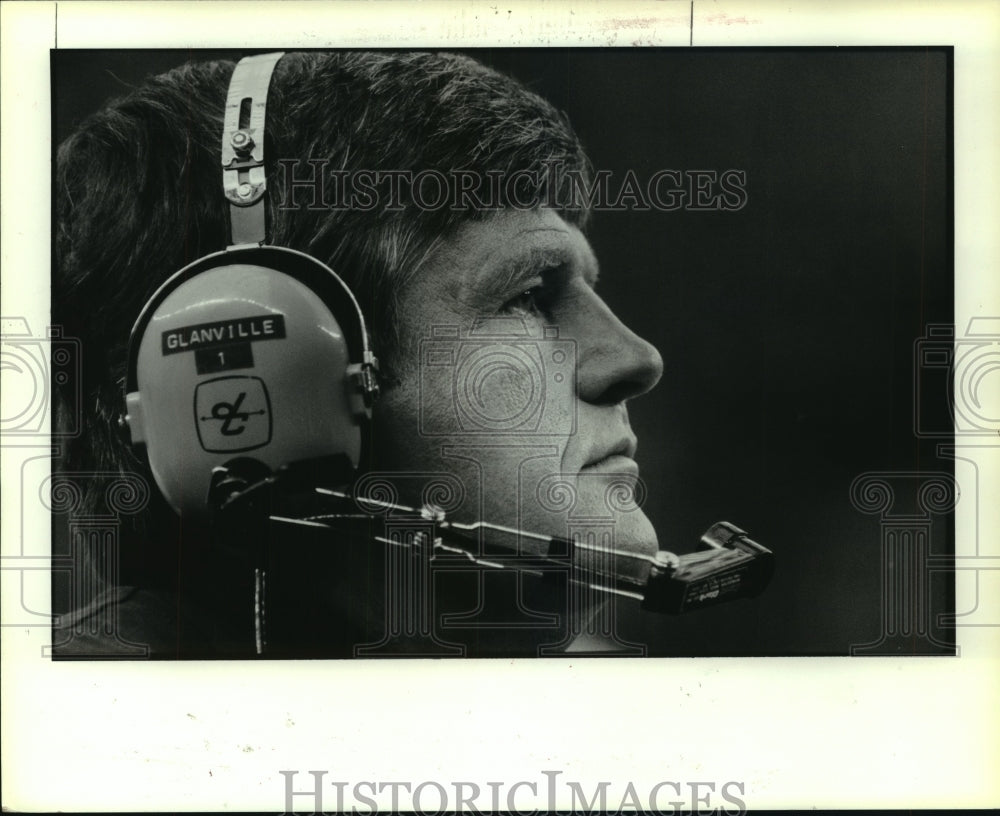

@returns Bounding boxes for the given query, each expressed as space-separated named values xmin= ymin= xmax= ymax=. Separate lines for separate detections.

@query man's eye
xmin=500 ymin=286 xmax=549 ymax=317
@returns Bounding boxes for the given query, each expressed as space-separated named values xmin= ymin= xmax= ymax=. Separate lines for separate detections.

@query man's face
xmin=372 ymin=208 xmax=663 ymax=560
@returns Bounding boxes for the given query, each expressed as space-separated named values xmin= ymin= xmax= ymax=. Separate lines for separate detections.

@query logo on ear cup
xmin=194 ymin=375 xmax=272 ymax=452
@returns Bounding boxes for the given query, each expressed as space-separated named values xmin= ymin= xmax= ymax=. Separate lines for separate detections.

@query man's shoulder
xmin=51 ymin=586 xmax=204 ymax=659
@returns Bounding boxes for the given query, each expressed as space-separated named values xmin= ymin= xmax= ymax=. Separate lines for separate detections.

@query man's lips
xmin=581 ymin=434 xmax=640 ymax=473
xmin=580 ymin=453 xmax=639 ymax=474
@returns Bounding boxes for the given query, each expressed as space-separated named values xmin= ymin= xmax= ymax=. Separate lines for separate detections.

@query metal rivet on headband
xmin=231 ymin=129 xmax=255 ymax=156
xmin=237 ymin=182 xmax=253 ymax=199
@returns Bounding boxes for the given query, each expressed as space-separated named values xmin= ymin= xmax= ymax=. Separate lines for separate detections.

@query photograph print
xmin=46 ymin=46 xmax=955 ymax=659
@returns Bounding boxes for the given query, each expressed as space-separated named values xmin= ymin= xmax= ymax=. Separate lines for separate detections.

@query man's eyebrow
xmin=477 ymin=245 xmax=599 ymax=300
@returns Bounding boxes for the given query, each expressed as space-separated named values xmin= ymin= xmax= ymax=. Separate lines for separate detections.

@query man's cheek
xmin=479 ymin=366 xmax=534 ymax=421
xmin=510 ymin=454 xmax=576 ymax=544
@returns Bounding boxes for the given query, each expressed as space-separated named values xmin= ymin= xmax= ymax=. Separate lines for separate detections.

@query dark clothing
xmin=52 ymin=501 xmax=638 ymax=658
xmin=51 ymin=543 xmax=632 ymax=659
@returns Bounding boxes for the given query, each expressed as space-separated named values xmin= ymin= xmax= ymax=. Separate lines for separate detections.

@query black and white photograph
xmin=46 ymin=45 xmax=955 ymax=659
xmin=2 ymin=1 xmax=998 ymax=812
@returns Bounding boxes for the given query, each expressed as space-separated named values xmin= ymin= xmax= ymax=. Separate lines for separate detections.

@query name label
xmin=162 ymin=315 xmax=286 ymax=355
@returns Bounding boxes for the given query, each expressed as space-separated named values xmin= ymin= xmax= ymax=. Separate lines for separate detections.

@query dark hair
xmin=54 ymin=51 xmax=592 ymax=590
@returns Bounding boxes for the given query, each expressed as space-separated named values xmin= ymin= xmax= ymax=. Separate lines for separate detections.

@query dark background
xmin=53 ymin=48 xmax=954 ymax=655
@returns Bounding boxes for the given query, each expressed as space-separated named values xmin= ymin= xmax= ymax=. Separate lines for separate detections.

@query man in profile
xmin=53 ymin=51 xmax=662 ymax=657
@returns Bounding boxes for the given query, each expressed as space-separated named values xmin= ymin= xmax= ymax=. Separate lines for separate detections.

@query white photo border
xmin=2 ymin=0 xmax=998 ymax=811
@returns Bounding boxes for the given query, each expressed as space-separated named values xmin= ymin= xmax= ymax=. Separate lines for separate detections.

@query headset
xmin=123 ymin=53 xmax=379 ymax=517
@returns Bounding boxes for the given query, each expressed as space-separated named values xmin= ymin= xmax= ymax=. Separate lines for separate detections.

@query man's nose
xmin=574 ymin=290 xmax=664 ymax=405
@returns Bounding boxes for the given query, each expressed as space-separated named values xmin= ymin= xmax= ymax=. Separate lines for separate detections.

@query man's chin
xmin=494 ymin=500 xmax=659 ymax=555
xmin=604 ymin=508 xmax=660 ymax=556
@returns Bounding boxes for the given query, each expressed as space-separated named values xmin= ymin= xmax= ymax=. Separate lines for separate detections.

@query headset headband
xmin=222 ymin=51 xmax=284 ymax=245
xmin=125 ymin=51 xmax=379 ymax=400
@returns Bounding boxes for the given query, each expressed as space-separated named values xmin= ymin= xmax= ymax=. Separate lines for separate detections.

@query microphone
xmin=209 ymin=456 xmax=775 ymax=618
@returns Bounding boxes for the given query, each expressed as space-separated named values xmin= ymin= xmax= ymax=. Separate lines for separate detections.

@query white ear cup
xmin=126 ymin=254 xmax=369 ymax=516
